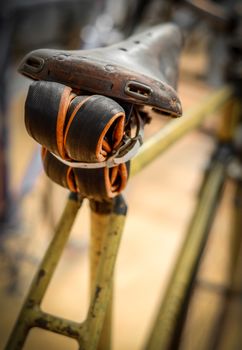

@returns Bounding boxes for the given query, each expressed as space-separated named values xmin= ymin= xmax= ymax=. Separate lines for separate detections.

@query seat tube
xmin=88 ymin=195 xmax=127 ymax=350
xmin=89 ymin=199 xmax=114 ymax=350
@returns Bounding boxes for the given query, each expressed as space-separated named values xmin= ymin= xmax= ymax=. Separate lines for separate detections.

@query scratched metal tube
xmin=89 ymin=199 xmax=115 ymax=350
xmin=5 ymin=193 xmax=81 ymax=350
xmin=86 ymin=195 xmax=127 ymax=350
xmin=32 ymin=310 xmax=82 ymax=340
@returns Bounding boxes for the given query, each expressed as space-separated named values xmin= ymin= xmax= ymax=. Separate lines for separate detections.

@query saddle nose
xmin=19 ymin=23 xmax=183 ymax=117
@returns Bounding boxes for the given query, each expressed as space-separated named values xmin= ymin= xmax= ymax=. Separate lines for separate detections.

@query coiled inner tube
xmin=25 ymin=81 xmax=132 ymax=200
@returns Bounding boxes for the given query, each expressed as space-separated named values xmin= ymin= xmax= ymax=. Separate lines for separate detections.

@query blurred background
xmin=0 ymin=0 xmax=242 ymax=349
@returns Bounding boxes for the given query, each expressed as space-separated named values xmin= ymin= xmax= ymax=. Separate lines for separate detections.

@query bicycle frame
xmin=5 ymin=83 xmax=241 ymax=350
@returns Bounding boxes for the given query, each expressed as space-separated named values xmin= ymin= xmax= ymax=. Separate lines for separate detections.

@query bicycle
xmin=4 ymin=0 xmax=242 ymax=349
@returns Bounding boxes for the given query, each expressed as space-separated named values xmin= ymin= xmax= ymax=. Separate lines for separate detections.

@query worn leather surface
xmin=19 ymin=23 xmax=183 ymax=117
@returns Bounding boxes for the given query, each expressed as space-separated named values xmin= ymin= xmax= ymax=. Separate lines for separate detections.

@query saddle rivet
xmin=157 ymin=82 xmax=165 ymax=90
xmin=105 ymin=65 xmax=115 ymax=72
xmin=57 ymin=55 xmax=68 ymax=61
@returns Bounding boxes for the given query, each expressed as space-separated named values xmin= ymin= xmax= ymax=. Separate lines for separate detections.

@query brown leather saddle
xmin=19 ymin=23 xmax=183 ymax=117
xmin=19 ymin=23 xmax=183 ymax=201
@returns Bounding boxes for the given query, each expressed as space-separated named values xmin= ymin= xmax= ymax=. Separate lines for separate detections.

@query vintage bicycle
xmin=4 ymin=0 xmax=242 ymax=349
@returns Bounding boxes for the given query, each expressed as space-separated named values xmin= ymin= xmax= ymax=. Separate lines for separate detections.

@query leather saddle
xmin=19 ymin=23 xmax=183 ymax=200
xmin=19 ymin=23 xmax=183 ymax=117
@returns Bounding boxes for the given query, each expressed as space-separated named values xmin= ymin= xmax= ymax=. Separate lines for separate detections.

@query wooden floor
xmin=0 ymin=50 xmax=241 ymax=350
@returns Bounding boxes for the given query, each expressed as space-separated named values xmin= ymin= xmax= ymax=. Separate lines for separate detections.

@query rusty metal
xmin=89 ymin=200 xmax=115 ymax=350
xmin=87 ymin=196 xmax=127 ymax=349
xmin=5 ymin=193 xmax=82 ymax=349
xmin=5 ymin=194 xmax=127 ymax=350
